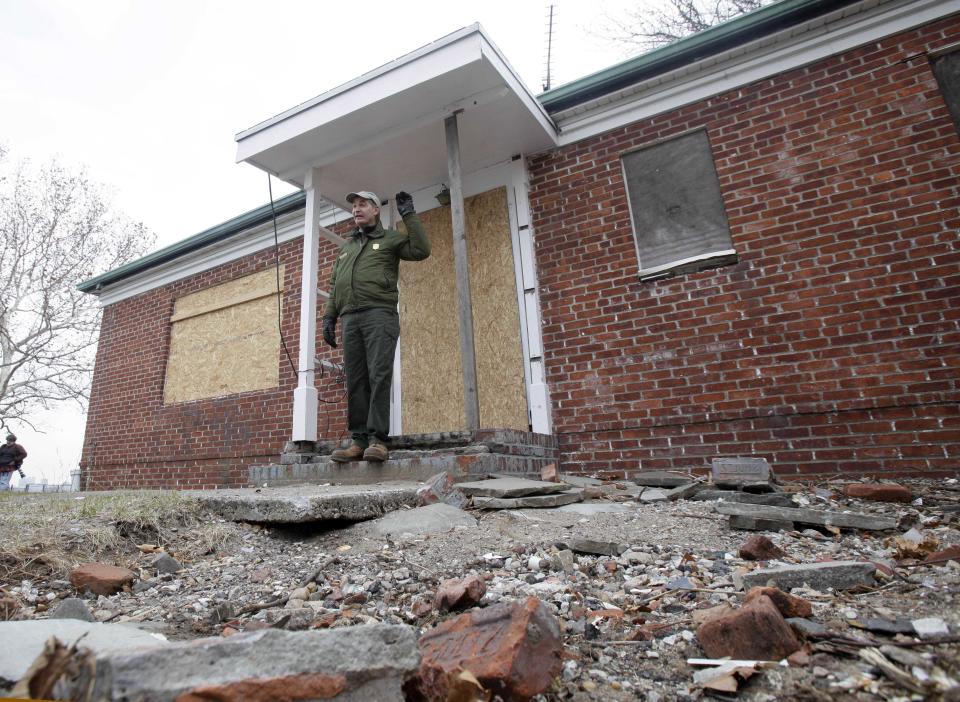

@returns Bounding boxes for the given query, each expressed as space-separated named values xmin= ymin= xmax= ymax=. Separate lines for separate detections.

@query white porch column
xmin=445 ymin=111 xmax=481 ymax=430
xmin=292 ymin=167 xmax=322 ymax=442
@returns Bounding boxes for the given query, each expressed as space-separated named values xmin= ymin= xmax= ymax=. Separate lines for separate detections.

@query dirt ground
xmin=1 ymin=477 xmax=958 ymax=701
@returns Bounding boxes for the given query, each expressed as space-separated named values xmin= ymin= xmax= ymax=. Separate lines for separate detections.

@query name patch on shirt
xmin=372 ymin=243 xmax=380 ymax=250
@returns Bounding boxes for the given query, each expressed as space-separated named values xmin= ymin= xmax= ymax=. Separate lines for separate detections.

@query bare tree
xmin=0 ymin=149 xmax=155 ymax=429
xmin=594 ymin=0 xmax=774 ymax=53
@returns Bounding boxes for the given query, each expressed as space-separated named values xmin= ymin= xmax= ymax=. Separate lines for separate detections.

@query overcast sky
xmin=1 ymin=0 xmax=637 ymax=486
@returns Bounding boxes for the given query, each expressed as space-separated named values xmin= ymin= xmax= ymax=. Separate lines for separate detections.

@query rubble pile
xmin=0 ymin=472 xmax=958 ymax=700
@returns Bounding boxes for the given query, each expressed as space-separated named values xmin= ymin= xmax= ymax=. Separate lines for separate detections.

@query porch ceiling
xmin=235 ymin=24 xmax=557 ymax=205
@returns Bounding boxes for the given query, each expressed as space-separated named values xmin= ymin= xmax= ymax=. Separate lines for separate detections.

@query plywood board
xmin=164 ymin=269 xmax=282 ymax=404
xmin=399 ymin=187 xmax=526 ymax=433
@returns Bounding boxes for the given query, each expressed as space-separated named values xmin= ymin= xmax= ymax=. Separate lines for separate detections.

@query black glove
xmin=322 ymin=316 xmax=337 ymax=348
xmin=395 ymin=191 xmax=415 ymax=218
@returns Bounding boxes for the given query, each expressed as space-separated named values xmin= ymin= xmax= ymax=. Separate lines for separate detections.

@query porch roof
xmin=234 ymin=24 xmax=558 ymax=203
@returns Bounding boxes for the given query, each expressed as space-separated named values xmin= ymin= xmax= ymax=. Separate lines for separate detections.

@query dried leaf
xmin=445 ymin=668 xmax=491 ymax=702
xmin=137 ymin=544 xmax=162 ymax=553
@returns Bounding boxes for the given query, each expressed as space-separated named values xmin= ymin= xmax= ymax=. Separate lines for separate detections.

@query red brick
xmin=843 ymin=483 xmax=914 ymax=503
xmin=697 ymin=594 xmax=802 ymax=660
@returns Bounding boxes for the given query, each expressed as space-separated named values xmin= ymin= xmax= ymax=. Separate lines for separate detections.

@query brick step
xmin=250 ymin=451 xmax=551 ymax=487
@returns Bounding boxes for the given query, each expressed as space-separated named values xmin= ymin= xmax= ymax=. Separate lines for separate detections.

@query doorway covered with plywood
xmin=398 ymin=186 xmax=527 ymax=434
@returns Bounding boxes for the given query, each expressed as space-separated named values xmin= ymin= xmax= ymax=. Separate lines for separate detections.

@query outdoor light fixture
xmin=435 ymin=184 xmax=451 ymax=206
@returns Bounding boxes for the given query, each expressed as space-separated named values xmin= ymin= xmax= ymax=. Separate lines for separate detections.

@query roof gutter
xmin=77 ymin=191 xmax=307 ymax=294
xmin=539 ymin=0 xmax=867 ymax=113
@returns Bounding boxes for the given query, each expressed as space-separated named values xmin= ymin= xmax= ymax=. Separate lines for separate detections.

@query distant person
xmin=0 ymin=434 xmax=26 ymax=489
xmin=321 ymin=190 xmax=431 ymax=463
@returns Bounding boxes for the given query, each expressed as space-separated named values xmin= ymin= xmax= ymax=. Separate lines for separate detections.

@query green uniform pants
xmin=341 ymin=308 xmax=400 ymax=447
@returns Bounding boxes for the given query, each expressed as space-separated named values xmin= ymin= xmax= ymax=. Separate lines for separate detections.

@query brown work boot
xmin=331 ymin=443 xmax=365 ymax=463
xmin=363 ymin=443 xmax=389 ymax=463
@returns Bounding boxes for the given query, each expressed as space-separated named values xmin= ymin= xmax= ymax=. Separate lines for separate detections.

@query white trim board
xmin=553 ymin=0 xmax=958 ymax=146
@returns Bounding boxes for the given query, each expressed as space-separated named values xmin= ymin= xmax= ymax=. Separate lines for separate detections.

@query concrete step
xmin=250 ymin=451 xmax=551 ymax=487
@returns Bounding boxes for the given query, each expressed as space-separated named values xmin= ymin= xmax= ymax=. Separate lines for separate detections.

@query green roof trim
xmin=78 ymin=190 xmax=307 ymax=293
xmin=539 ymin=0 xmax=863 ymax=112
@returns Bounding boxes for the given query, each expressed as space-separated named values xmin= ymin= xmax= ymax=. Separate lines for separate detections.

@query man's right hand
xmin=322 ymin=316 xmax=338 ymax=348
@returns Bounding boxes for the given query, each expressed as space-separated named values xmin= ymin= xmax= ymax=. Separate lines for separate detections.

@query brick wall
xmin=527 ymin=17 xmax=960 ymax=478
xmin=81 ymin=234 xmax=348 ymax=490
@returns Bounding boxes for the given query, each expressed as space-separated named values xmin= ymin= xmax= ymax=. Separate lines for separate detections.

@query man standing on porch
xmin=322 ymin=190 xmax=431 ymax=463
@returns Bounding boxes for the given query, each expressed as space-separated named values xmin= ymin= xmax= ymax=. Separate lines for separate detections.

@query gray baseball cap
xmin=345 ymin=191 xmax=381 ymax=207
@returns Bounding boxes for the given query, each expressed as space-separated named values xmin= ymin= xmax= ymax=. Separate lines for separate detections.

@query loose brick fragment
xmin=433 ymin=576 xmax=486 ymax=612
xmin=70 ymin=563 xmax=136 ymax=596
xmin=697 ymin=594 xmax=801 ymax=661
xmin=175 ymin=672 xmax=347 ymax=701
xmin=408 ymin=597 xmax=562 ymax=702
xmin=743 ymin=586 xmax=812 ymax=618
xmin=738 ymin=535 xmax=785 ymax=561
xmin=843 ymin=483 xmax=913 ymax=503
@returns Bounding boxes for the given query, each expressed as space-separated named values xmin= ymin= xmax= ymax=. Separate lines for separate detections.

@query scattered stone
xmin=912 ymin=617 xmax=950 ymax=640
xmin=638 ymin=488 xmax=669 ymax=503
xmin=456 ymin=477 xmax=570 ymax=498
xmin=552 ymin=550 xmax=576 ymax=573
xmin=786 ymin=618 xmax=830 ymax=639
xmin=697 ymin=594 xmax=801 ymax=660
xmin=743 ymin=587 xmax=812 ymax=618
xmin=70 ymin=563 xmax=136 ymax=596
xmin=734 ymin=561 xmax=876 ymax=591
xmin=151 ymin=553 xmax=183 ymax=574
xmin=56 ymin=625 xmax=418 ymax=702
xmin=664 ymin=483 xmax=702 ymax=501
xmin=556 ymin=502 xmax=630 ymax=515
xmin=738 ymin=535 xmax=785 ymax=561
xmin=472 ymin=490 xmax=583 ymax=509
xmin=715 ymin=502 xmax=897 ymax=531
xmin=843 ymin=483 xmax=913 ymax=503
xmin=363 ymin=503 xmax=476 ymax=536
xmin=50 ymin=597 xmax=95 ymax=622
xmin=729 ymin=515 xmax=794 ymax=532
xmin=0 ymin=620 xmax=170 ymax=682
xmin=560 ymin=538 xmax=627 ymax=557
xmin=692 ymin=491 xmax=795 ymax=507
xmin=408 ymin=597 xmax=562 ymax=702
xmin=434 ymin=576 xmax=486 ymax=612
xmin=849 ymin=617 xmax=914 ymax=635
xmin=633 ymin=471 xmax=695 ymax=488
xmin=711 ymin=457 xmax=770 ymax=486
xmin=666 ymin=577 xmax=696 ymax=591
xmin=540 ymin=463 xmax=558 ymax=482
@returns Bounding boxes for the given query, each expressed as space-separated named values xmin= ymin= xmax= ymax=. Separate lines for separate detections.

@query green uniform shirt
xmin=323 ymin=213 xmax=431 ymax=318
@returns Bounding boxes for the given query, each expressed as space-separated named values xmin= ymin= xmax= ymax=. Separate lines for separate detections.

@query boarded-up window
xmin=621 ymin=130 xmax=737 ymax=280
xmin=164 ymin=268 xmax=282 ymax=404
xmin=932 ymin=49 xmax=960 ymax=136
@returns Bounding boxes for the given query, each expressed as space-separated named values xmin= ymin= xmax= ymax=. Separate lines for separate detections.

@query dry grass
xmin=0 ymin=490 xmax=237 ymax=582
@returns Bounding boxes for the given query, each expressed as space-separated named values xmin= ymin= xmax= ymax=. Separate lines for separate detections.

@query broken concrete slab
xmin=559 ymin=538 xmax=627 ymax=557
xmin=558 ymin=475 xmax=604 ymax=488
xmin=0 ymin=620 xmax=169 ymax=682
xmin=633 ymin=471 xmax=696 ymax=488
xmin=472 ymin=489 xmax=583 ymax=509
xmin=692 ymin=490 xmax=796 ymax=507
xmin=456 ymin=477 xmax=571 ymax=498
xmin=555 ymin=502 xmax=631 ymax=515
xmin=729 ymin=515 xmax=795 ymax=532
xmin=734 ymin=561 xmax=877 ymax=591
xmin=714 ymin=502 xmax=897 ymax=531
xmin=664 ymin=482 xmax=703 ymax=501
xmin=408 ymin=597 xmax=562 ymax=702
xmin=638 ymin=488 xmax=669 ymax=503
xmin=56 ymin=625 xmax=419 ymax=702
xmin=712 ymin=457 xmax=770 ymax=486
xmin=362 ymin=503 xmax=477 ymax=536
xmin=195 ymin=483 xmax=420 ymax=523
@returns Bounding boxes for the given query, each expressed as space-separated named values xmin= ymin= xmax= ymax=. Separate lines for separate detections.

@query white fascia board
xmin=476 ymin=27 xmax=558 ymax=140
xmin=96 ymin=204 xmax=347 ymax=308
xmin=556 ymin=0 xmax=958 ymax=145
xmin=236 ymin=30 xmax=483 ymax=164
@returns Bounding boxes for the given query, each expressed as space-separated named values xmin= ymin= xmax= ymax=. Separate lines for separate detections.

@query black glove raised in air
xmin=395 ymin=191 xmax=415 ymax=218
xmin=322 ymin=316 xmax=337 ymax=348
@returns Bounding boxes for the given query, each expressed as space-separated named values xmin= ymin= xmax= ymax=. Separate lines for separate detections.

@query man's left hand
xmin=395 ymin=191 xmax=415 ymax=218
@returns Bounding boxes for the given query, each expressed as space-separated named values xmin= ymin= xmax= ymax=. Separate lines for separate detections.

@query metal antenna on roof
xmin=542 ymin=4 xmax=556 ymax=92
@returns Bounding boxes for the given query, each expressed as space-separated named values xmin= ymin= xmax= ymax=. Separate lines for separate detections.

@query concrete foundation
xmin=250 ymin=429 xmax=558 ymax=487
